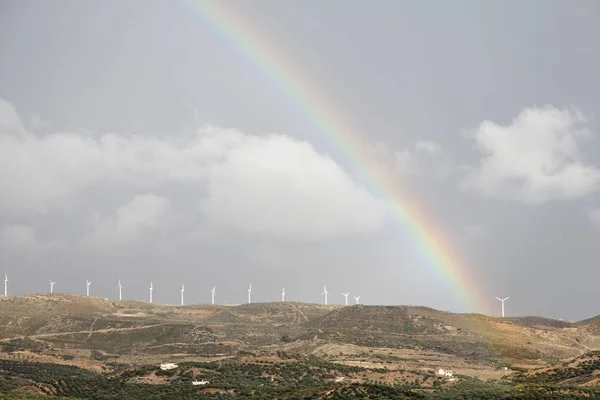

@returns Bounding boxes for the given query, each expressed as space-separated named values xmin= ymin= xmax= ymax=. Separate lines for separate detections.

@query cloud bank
xmin=462 ymin=106 xmax=600 ymax=203
xmin=0 ymin=99 xmax=387 ymax=252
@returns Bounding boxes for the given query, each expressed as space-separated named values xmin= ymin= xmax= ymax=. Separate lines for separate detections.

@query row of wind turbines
xmin=2 ymin=275 xmax=361 ymax=307
xmin=323 ymin=285 xmax=360 ymax=306
xmin=4 ymin=274 xmax=510 ymax=316
xmin=116 ymin=280 xmax=220 ymax=305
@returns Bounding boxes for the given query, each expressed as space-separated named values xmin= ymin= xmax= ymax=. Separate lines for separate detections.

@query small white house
xmin=192 ymin=379 xmax=209 ymax=386
xmin=160 ymin=363 xmax=178 ymax=370
xmin=436 ymin=368 xmax=453 ymax=377
xmin=334 ymin=377 xmax=346 ymax=382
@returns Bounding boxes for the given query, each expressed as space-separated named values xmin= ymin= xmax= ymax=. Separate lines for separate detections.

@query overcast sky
xmin=1 ymin=0 xmax=599 ymax=320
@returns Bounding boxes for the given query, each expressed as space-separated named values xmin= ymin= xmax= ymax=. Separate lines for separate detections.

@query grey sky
xmin=1 ymin=0 xmax=599 ymax=320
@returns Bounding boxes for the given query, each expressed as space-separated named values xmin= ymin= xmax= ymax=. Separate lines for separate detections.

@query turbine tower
xmin=354 ymin=295 xmax=360 ymax=305
xmin=4 ymin=274 xmax=8 ymax=296
xmin=149 ymin=282 xmax=153 ymax=303
xmin=281 ymin=288 xmax=285 ymax=302
xmin=181 ymin=284 xmax=185 ymax=306
xmin=342 ymin=292 xmax=350 ymax=306
xmin=85 ymin=280 xmax=92 ymax=296
xmin=248 ymin=284 xmax=252 ymax=304
xmin=495 ymin=296 xmax=509 ymax=317
xmin=211 ymin=286 xmax=216 ymax=305
xmin=322 ymin=285 xmax=329 ymax=305
xmin=49 ymin=279 xmax=56 ymax=294
xmin=118 ymin=279 xmax=123 ymax=301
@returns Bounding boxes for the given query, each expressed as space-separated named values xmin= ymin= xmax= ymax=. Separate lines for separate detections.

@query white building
xmin=436 ymin=368 xmax=453 ymax=377
xmin=192 ymin=379 xmax=209 ymax=386
xmin=160 ymin=363 xmax=178 ymax=370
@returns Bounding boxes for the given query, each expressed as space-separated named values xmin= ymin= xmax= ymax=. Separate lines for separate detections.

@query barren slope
xmin=0 ymin=294 xmax=598 ymax=370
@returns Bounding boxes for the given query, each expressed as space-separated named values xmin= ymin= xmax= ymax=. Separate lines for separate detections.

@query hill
xmin=512 ymin=351 xmax=600 ymax=387
xmin=305 ymin=305 xmax=455 ymax=334
xmin=505 ymin=316 xmax=573 ymax=329
xmin=575 ymin=315 xmax=600 ymax=334
xmin=301 ymin=305 xmax=589 ymax=361
xmin=0 ymin=294 xmax=598 ymax=378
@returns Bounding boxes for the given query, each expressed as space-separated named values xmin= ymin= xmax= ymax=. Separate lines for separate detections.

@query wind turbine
xmin=211 ymin=286 xmax=216 ymax=305
xmin=118 ymin=279 xmax=123 ymax=301
xmin=495 ymin=296 xmax=509 ymax=317
xmin=181 ymin=284 xmax=185 ymax=306
xmin=322 ymin=285 xmax=329 ymax=305
xmin=85 ymin=280 xmax=92 ymax=296
xmin=149 ymin=282 xmax=153 ymax=303
xmin=248 ymin=284 xmax=252 ymax=304
xmin=4 ymin=274 xmax=8 ymax=296
xmin=281 ymin=288 xmax=285 ymax=302
xmin=342 ymin=292 xmax=350 ymax=306
xmin=354 ymin=295 xmax=360 ymax=305
xmin=49 ymin=279 xmax=56 ymax=294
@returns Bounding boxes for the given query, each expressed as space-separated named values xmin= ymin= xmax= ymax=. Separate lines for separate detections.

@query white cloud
xmin=30 ymin=113 xmax=51 ymax=130
xmin=369 ymin=141 xmax=416 ymax=174
xmin=0 ymin=131 xmax=109 ymax=215
xmin=369 ymin=140 xmax=447 ymax=177
xmin=587 ymin=208 xmax=600 ymax=230
xmin=462 ymin=106 xmax=600 ymax=203
xmin=0 ymin=99 xmax=26 ymax=135
xmin=200 ymin=135 xmax=386 ymax=240
xmin=83 ymin=194 xmax=173 ymax=248
xmin=0 ymin=99 xmax=385 ymax=245
xmin=415 ymin=141 xmax=442 ymax=154
xmin=0 ymin=224 xmax=54 ymax=253
xmin=462 ymin=225 xmax=487 ymax=241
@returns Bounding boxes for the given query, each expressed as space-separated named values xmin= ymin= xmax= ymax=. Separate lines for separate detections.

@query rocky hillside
xmin=575 ymin=315 xmax=600 ymax=334
xmin=0 ymin=294 xmax=598 ymax=371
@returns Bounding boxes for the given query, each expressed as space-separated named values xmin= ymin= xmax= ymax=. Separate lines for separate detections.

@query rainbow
xmin=181 ymin=1 xmax=488 ymax=313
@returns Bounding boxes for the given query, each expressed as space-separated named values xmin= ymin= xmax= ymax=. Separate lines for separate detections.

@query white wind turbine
xmin=49 ymin=279 xmax=56 ymax=294
xmin=149 ymin=282 xmax=153 ymax=303
xmin=4 ymin=274 xmax=8 ymax=296
xmin=495 ymin=296 xmax=509 ymax=317
xmin=342 ymin=292 xmax=350 ymax=306
xmin=181 ymin=284 xmax=185 ymax=306
xmin=118 ymin=279 xmax=123 ymax=301
xmin=85 ymin=280 xmax=92 ymax=296
xmin=322 ymin=285 xmax=329 ymax=305
xmin=211 ymin=286 xmax=216 ymax=305
xmin=354 ymin=295 xmax=360 ymax=305
xmin=248 ymin=284 xmax=252 ymax=304
xmin=281 ymin=288 xmax=285 ymax=302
